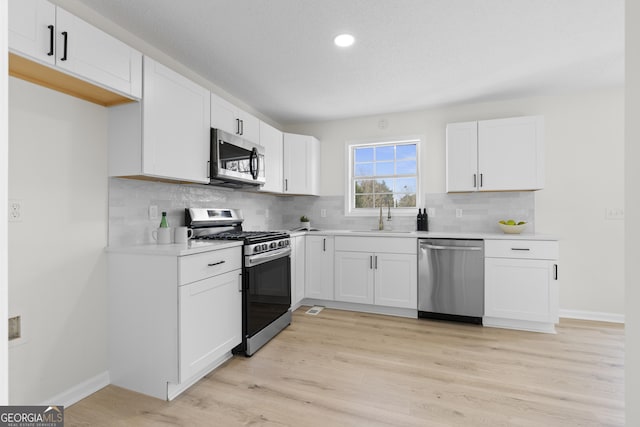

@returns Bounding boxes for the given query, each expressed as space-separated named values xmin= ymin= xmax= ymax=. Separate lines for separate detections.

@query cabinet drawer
xmin=485 ymin=239 xmax=558 ymax=260
xmin=179 ymin=247 xmax=242 ymax=285
xmin=335 ymin=236 xmax=416 ymax=254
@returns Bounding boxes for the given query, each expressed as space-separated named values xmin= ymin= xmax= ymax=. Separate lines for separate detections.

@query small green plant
xmin=300 ymin=215 xmax=309 ymax=222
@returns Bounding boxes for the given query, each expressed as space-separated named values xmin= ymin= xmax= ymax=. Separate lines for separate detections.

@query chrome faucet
xmin=378 ymin=206 xmax=384 ymax=230
xmin=387 ymin=201 xmax=392 ymax=220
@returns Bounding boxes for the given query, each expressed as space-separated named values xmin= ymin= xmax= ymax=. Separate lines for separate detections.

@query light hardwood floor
xmin=67 ymin=308 xmax=624 ymax=426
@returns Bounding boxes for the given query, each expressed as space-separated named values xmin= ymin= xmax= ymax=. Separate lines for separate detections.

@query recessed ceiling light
xmin=334 ymin=33 xmax=355 ymax=48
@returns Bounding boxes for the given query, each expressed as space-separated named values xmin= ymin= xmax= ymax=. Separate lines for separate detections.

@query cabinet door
xmin=478 ymin=116 xmax=544 ymax=191
xmin=374 ymin=253 xmax=417 ymax=309
xmin=305 ymin=236 xmax=334 ymax=300
xmin=290 ymin=236 xmax=306 ymax=306
xmin=179 ymin=269 xmax=242 ymax=382
xmin=143 ymin=57 xmax=210 ymax=183
xmin=334 ymin=251 xmax=374 ymax=304
xmin=55 ymin=8 xmax=142 ymax=98
xmin=258 ymin=121 xmax=284 ymax=193
xmin=485 ymin=258 xmax=558 ymax=323
xmin=237 ymin=110 xmax=260 ymax=144
xmin=446 ymin=121 xmax=478 ymax=192
xmin=283 ymin=133 xmax=319 ymax=195
xmin=8 ymin=0 xmax=56 ymax=66
xmin=294 ymin=236 xmax=306 ymax=306
xmin=211 ymin=93 xmax=239 ymax=135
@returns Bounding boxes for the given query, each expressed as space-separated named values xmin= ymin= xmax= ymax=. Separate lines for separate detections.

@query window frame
xmin=344 ymin=136 xmax=422 ymax=217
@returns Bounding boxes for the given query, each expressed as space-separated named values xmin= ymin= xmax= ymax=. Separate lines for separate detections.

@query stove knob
xmin=278 ymin=241 xmax=284 ymax=247
xmin=270 ymin=242 xmax=277 ymax=249
xmin=254 ymin=246 xmax=260 ymax=253
xmin=262 ymin=244 xmax=268 ymax=251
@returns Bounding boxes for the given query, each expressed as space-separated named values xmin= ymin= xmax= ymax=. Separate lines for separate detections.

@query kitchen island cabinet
xmin=446 ymin=116 xmax=544 ymax=192
xmin=108 ymin=56 xmax=210 ymax=183
xmin=484 ymin=239 xmax=559 ymax=333
xmin=108 ymin=242 xmax=242 ymax=400
xmin=9 ymin=0 xmax=142 ymax=101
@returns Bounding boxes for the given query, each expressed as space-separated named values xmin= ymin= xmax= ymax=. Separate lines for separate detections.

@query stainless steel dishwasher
xmin=418 ymin=239 xmax=484 ymax=324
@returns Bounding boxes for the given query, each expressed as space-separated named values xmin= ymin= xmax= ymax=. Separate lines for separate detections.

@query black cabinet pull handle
xmin=370 ymin=255 xmax=373 ymax=269
xmin=511 ymin=248 xmax=530 ymax=251
xmin=480 ymin=173 xmax=483 ymax=187
xmin=47 ymin=25 xmax=54 ymax=56
xmin=323 ymin=238 xmax=326 ymax=252
xmin=240 ymin=119 xmax=244 ymax=135
xmin=554 ymin=264 xmax=558 ymax=280
xmin=60 ymin=31 xmax=68 ymax=61
xmin=207 ymin=260 xmax=225 ymax=267
xmin=473 ymin=174 xmax=477 ymax=188
xmin=236 ymin=118 xmax=240 ymax=134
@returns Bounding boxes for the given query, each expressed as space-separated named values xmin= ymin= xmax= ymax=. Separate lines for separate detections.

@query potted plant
xmin=300 ymin=215 xmax=311 ymax=230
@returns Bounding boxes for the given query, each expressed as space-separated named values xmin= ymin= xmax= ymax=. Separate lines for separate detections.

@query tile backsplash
xmin=109 ymin=178 xmax=535 ymax=246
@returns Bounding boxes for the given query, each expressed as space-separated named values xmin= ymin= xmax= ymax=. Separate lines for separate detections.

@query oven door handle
xmin=246 ymin=247 xmax=291 ymax=267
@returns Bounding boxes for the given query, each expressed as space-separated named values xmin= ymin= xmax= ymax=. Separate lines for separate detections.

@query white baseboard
xmin=41 ymin=371 xmax=110 ymax=408
xmin=559 ymin=309 xmax=625 ymax=324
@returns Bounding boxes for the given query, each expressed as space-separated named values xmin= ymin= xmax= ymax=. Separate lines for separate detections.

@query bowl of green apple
xmin=498 ymin=219 xmax=527 ymax=234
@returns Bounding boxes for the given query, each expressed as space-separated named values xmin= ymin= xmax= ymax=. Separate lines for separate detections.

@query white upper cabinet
xmin=8 ymin=0 xmax=56 ymax=66
xmin=258 ymin=121 xmax=284 ymax=193
xmin=446 ymin=121 xmax=478 ymax=192
xmin=9 ymin=0 xmax=142 ymax=99
xmin=446 ymin=116 xmax=544 ymax=192
xmin=283 ymin=133 xmax=320 ymax=196
xmin=108 ymin=56 xmax=210 ymax=183
xmin=210 ymin=92 xmax=260 ymax=144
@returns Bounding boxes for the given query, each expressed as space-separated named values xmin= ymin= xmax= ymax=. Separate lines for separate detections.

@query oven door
xmin=244 ymin=251 xmax=291 ymax=338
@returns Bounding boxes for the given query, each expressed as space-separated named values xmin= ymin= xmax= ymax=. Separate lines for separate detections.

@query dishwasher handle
xmin=420 ymin=243 xmax=482 ymax=251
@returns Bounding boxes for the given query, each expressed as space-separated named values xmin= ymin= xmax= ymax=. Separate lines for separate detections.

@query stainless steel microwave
xmin=209 ymin=128 xmax=265 ymax=187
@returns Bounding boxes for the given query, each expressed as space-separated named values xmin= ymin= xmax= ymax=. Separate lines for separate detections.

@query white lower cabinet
xmin=178 ymin=269 xmax=242 ymax=382
xmin=305 ymin=235 xmax=334 ymax=300
xmin=334 ymin=237 xmax=417 ymax=309
xmin=290 ymin=235 xmax=306 ymax=307
xmin=109 ymin=245 xmax=242 ymax=400
xmin=484 ymin=239 xmax=559 ymax=333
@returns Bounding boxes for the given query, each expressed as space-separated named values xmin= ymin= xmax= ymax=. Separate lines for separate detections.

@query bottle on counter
xmin=422 ymin=208 xmax=429 ymax=231
xmin=417 ymin=209 xmax=423 ymax=231
xmin=159 ymin=211 xmax=169 ymax=228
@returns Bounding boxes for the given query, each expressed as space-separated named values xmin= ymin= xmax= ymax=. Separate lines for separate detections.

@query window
xmin=346 ymin=137 xmax=420 ymax=215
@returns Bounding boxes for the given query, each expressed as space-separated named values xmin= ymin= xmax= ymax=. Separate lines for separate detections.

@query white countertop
xmin=106 ymin=240 xmax=243 ymax=256
xmin=291 ymin=229 xmax=557 ymax=240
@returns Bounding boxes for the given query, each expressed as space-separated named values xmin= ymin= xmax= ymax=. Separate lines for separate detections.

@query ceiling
xmin=74 ymin=0 xmax=624 ymax=125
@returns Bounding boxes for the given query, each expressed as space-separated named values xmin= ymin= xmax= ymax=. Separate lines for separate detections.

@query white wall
xmin=1 ymin=0 xmax=9 ymax=405
xmin=8 ymin=77 xmax=108 ymax=404
xmin=286 ymin=88 xmax=625 ymax=318
xmin=626 ymin=0 xmax=640 ymax=424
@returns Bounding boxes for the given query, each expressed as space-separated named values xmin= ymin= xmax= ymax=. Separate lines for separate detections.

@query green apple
xmin=506 ymin=219 xmax=516 ymax=225
xmin=517 ymin=221 xmax=526 ymax=225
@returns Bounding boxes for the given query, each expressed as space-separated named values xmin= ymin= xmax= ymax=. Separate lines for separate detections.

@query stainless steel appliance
xmin=418 ymin=238 xmax=484 ymax=324
xmin=209 ymin=128 xmax=265 ymax=187
xmin=186 ymin=208 xmax=291 ymax=356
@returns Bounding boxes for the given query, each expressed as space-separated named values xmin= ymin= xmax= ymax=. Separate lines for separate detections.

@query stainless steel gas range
xmin=186 ymin=208 xmax=291 ymax=356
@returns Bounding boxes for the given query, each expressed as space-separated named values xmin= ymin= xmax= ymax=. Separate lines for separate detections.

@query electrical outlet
xmin=8 ymin=316 xmax=21 ymax=340
xmin=321 ymin=209 xmax=327 ymax=218
xmin=456 ymin=209 xmax=463 ymax=218
xmin=8 ymin=199 xmax=22 ymax=222
xmin=149 ymin=205 xmax=158 ymax=220
xmin=427 ymin=208 xmax=435 ymax=217
xmin=605 ymin=207 xmax=624 ymax=220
